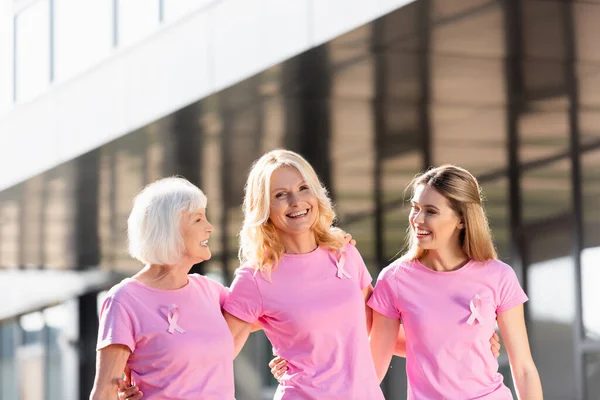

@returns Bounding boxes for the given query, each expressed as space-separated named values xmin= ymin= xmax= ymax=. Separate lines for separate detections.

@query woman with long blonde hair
xmin=222 ymin=149 xmax=385 ymax=399
xmin=368 ymin=165 xmax=543 ymax=399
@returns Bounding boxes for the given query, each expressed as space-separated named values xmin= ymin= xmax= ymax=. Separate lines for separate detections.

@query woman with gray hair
xmin=89 ymin=177 xmax=235 ymax=399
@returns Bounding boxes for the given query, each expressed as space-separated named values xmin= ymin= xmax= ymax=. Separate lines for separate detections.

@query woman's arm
xmin=89 ymin=344 xmax=131 ymax=400
xmin=497 ymin=304 xmax=543 ymax=400
xmin=223 ymin=311 xmax=253 ymax=358
xmin=362 ymin=285 xmax=374 ymax=334
xmin=369 ymin=310 xmax=401 ymax=383
xmin=393 ymin=323 xmax=407 ymax=357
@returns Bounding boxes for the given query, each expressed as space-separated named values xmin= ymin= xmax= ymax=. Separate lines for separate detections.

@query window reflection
xmin=521 ymin=159 xmax=572 ymax=224
xmin=0 ymin=321 xmax=18 ymax=400
xmin=585 ymin=351 xmax=600 ymax=400
xmin=15 ymin=0 xmax=50 ymax=103
xmin=44 ymin=302 xmax=79 ymax=400
xmin=582 ymin=150 xmax=600 ymax=340
xmin=18 ymin=312 xmax=44 ymax=400
xmin=526 ymin=227 xmax=577 ymax=399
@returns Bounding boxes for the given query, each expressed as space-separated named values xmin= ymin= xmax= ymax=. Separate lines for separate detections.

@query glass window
xmin=117 ymin=0 xmax=160 ymax=47
xmin=432 ymin=107 xmax=507 ymax=176
xmin=582 ymin=150 xmax=600 ymax=340
xmin=53 ymin=0 xmax=113 ymax=82
xmin=526 ymin=226 xmax=578 ymax=398
xmin=0 ymin=321 xmax=18 ymax=400
xmin=518 ymin=105 xmax=570 ymax=164
xmin=585 ymin=351 xmax=600 ymax=400
xmin=14 ymin=0 xmax=51 ymax=103
xmin=18 ymin=312 xmax=45 ymax=400
xmin=521 ymin=158 xmax=572 ymax=225
xmin=480 ymin=178 xmax=510 ymax=262
xmin=163 ymin=0 xmax=213 ymax=23
xmin=44 ymin=301 xmax=79 ymax=400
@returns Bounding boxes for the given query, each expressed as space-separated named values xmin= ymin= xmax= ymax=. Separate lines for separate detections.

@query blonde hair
xmin=128 ymin=177 xmax=207 ymax=265
xmin=402 ymin=165 xmax=497 ymax=262
xmin=239 ymin=149 xmax=345 ymax=275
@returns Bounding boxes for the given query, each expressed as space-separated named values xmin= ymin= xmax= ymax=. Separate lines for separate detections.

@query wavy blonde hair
xmin=402 ymin=164 xmax=497 ymax=262
xmin=239 ymin=150 xmax=346 ymax=275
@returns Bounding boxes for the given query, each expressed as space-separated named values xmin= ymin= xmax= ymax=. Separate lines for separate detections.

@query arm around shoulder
xmin=497 ymin=304 xmax=543 ymax=400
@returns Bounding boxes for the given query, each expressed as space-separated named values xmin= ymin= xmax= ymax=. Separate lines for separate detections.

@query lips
xmin=286 ymin=209 xmax=309 ymax=218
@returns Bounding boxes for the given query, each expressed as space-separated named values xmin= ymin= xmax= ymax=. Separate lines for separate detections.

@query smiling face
xmin=268 ymin=166 xmax=319 ymax=240
xmin=180 ymin=207 xmax=213 ymax=263
xmin=409 ymin=184 xmax=464 ymax=252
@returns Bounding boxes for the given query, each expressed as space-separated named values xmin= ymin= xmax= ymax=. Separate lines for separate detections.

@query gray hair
xmin=127 ymin=177 xmax=207 ymax=265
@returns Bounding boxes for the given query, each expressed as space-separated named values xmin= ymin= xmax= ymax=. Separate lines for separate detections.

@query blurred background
xmin=0 ymin=0 xmax=599 ymax=399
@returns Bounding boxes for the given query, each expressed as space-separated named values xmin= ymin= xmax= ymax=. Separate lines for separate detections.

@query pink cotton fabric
xmin=368 ymin=258 xmax=528 ymax=400
xmin=97 ymin=274 xmax=234 ymax=400
xmin=223 ymin=244 xmax=384 ymax=400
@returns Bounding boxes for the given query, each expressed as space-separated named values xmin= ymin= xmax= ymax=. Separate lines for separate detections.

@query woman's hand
xmin=330 ymin=227 xmax=357 ymax=246
xmin=117 ymin=382 xmax=142 ymax=400
xmin=268 ymin=356 xmax=288 ymax=382
xmin=490 ymin=331 xmax=501 ymax=358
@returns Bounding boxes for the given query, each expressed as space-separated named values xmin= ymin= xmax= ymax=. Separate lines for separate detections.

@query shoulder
xmin=377 ymin=259 xmax=410 ymax=281
xmin=104 ymin=279 xmax=138 ymax=304
xmin=189 ymin=273 xmax=228 ymax=292
xmin=477 ymin=259 xmax=517 ymax=276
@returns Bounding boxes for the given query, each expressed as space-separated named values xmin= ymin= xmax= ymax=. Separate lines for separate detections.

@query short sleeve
xmin=345 ymin=244 xmax=372 ymax=290
xmin=96 ymin=296 xmax=136 ymax=352
xmin=496 ymin=264 xmax=528 ymax=314
xmin=222 ymin=267 xmax=263 ymax=323
xmin=367 ymin=265 xmax=401 ymax=320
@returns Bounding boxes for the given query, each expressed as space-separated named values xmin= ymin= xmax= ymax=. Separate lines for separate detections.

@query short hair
xmin=402 ymin=164 xmax=497 ymax=262
xmin=127 ymin=177 xmax=207 ymax=265
xmin=239 ymin=149 xmax=345 ymax=275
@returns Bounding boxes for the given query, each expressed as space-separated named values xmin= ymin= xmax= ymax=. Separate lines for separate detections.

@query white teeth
xmin=417 ymin=230 xmax=431 ymax=235
xmin=288 ymin=210 xmax=308 ymax=218
xmin=200 ymin=240 xmax=209 ymax=246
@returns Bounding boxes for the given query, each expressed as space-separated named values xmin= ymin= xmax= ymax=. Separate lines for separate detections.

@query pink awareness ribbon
xmin=167 ymin=304 xmax=185 ymax=334
xmin=466 ymin=294 xmax=485 ymax=325
xmin=331 ymin=250 xmax=351 ymax=279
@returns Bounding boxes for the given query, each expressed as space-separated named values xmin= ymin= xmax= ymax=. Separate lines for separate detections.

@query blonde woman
xmin=222 ymin=149 xmax=385 ymax=399
xmin=368 ymin=165 xmax=543 ymax=399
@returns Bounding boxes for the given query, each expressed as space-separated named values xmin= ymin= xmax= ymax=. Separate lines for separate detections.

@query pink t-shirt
xmin=97 ymin=274 xmax=234 ymax=400
xmin=223 ymin=244 xmax=384 ymax=400
xmin=368 ymin=258 xmax=528 ymax=400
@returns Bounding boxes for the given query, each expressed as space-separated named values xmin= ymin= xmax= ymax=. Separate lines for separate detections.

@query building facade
xmin=0 ymin=1 xmax=599 ymax=399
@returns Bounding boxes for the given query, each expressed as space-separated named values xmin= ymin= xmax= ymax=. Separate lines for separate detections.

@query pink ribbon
xmin=167 ymin=304 xmax=185 ymax=334
xmin=467 ymin=294 xmax=485 ymax=325
xmin=331 ymin=250 xmax=351 ymax=279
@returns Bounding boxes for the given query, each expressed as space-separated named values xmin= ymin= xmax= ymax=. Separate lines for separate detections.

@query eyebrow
xmin=410 ymin=200 xmax=440 ymax=210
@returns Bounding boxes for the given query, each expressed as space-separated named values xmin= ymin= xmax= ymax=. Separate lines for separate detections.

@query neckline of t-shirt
xmin=282 ymin=245 xmax=324 ymax=259
xmin=411 ymin=258 xmax=475 ymax=275
xmin=124 ymin=276 xmax=194 ymax=294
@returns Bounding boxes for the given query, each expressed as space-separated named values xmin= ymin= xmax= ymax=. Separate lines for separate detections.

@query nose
xmin=412 ymin=209 xmax=425 ymax=224
xmin=289 ymin=191 xmax=300 ymax=206
xmin=206 ymin=220 xmax=214 ymax=233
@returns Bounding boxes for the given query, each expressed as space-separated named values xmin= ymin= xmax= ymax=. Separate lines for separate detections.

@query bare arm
xmin=497 ymin=305 xmax=543 ymax=400
xmin=393 ymin=323 xmax=407 ymax=357
xmin=223 ymin=311 xmax=253 ymax=358
xmin=363 ymin=285 xmax=374 ymax=334
xmin=89 ymin=344 xmax=131 ymax=400
xmin=369 ymin=310 xmax=401 ymax=383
